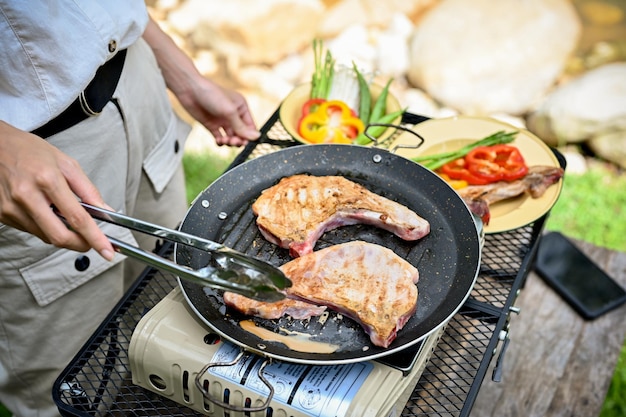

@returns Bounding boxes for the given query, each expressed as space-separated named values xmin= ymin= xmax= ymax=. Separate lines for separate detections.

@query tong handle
xmin=80 ymin=203 xmax=222 ymax=252
xmin=53 ymin=203 xmax=289 ymax=302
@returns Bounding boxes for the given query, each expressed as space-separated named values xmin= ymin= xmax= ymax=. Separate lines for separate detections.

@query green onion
xmin=411 ymin=130 xmax=518 ymax=171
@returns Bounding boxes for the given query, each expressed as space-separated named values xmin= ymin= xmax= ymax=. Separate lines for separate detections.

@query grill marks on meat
xmin=225 ymin=241 xmax=419 ymax=348
xmin=457 ymin=165 xmax=564 ymax=224
xmin=283 ymin=241 xmax=419 ymax=348
xmin=252 ymin=174 xmax=430 ymax=257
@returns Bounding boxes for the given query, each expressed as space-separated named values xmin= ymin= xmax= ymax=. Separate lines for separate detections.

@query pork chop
xmin=223 ymin=292 xmax=327 ymax=320
xmin=281 ymin=240 xmax=419 ymax=348
xmin=252 ymin=174 xmax=430 ymax=257
xmin=457 ymin=165 xmax=564 ymax=224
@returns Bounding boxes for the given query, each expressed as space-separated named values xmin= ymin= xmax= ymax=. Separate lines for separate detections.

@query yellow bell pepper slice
xmin=438 ymin=173 xmax=468 ymax=190
xmin=297 ymin=100 xmax=365 ymax=144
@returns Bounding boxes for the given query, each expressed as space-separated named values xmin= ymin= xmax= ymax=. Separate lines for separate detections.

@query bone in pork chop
xmin=283 ymin=240 xmax=418 ymax=348
xmin=227 ymin=240 xmax=418 ymax=348
xmin=457 ymin=165 xmax=564 ymax=224
xmin=252 ymin=174 xmax=430 ymax=257
xmin=223 ymin=292 xmax=327 ymax=320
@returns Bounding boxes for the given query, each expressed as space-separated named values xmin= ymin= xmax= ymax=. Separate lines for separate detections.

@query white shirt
xmin=0 ymin=0 xmax=149 ymax=131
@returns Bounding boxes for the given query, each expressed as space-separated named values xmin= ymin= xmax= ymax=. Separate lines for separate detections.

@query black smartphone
xmin=534 ymin=231 xmax=626 ymax=320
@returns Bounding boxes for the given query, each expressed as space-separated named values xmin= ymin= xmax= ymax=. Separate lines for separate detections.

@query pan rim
xmin=175 ymin=144 xmax=481 ymax=364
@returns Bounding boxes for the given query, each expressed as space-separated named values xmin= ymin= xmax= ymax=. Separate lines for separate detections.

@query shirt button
xmin=108 ymin=40 xmax=117 ymax=53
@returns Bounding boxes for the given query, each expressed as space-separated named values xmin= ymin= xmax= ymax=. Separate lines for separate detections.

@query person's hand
xmin=176 ymin=78 xmax=260 ymax=146
xmin=0 ymin=121 xmax=115 ymax=260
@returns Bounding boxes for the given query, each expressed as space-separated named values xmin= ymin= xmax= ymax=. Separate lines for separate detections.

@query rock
xmin=560 ymin=146 xmax=589 ymax=175
xmin=401 ymin=88 xmax=441 ymax=118
xmin=153 ymin=0 xmax=181 ymax=13
xmin=578 ymin=0 xmax=624 ymax=26
xmin=317 ymin=0 xmax=369 ymax=37
xmin=526 ymin=62 xmax=626 ymax=148
xmin=272 ymin=54 xmax=307 ymax=84
xmin=325 ymin=13 xmax=413 ymax=78
xmin=317 ymin=0 xmax=439 ymax=37
xmin=373 ymin=13 xmax=414 ymax=78
xmin=234 ymin=65 xmax=294 ymax=101
xmin=488 ymin=113 xmax=527 ymax=130
xmin=406 ymin=0 xmax=581 ymax=115
xmin=588 ymin=130 xmax=626 ymax=169
xmin=192 ymin=50 xmax=219 ymax=76
xmin=168 ymin=0 xmax=324 ymax=65
xmin=327 ymin=25 xmax=377 ymax=70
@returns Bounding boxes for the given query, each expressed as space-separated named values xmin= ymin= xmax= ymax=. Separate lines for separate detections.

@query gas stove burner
xmin=129 ymin=288 xmax=445 ymax=416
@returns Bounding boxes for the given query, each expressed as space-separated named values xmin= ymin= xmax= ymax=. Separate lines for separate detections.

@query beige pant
xmin=0 ymin=39 xmax=190 ymax=417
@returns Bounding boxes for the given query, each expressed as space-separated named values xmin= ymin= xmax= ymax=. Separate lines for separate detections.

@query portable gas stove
xmin=129 ymin=287 xmax=445 ymax=417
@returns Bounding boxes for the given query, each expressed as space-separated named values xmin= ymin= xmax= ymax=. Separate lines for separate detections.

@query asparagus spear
xmin=412 ymin=131 xmax=518 ymax=171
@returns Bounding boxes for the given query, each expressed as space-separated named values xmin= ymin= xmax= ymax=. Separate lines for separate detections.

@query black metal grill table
xmin=53 ymin=111 xmax=558 ymax=416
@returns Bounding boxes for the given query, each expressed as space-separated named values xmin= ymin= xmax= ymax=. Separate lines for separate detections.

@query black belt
xmin=32 ymin=49 xmax=127 ymax=139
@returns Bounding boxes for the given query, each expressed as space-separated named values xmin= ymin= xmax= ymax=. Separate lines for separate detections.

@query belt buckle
xmin=78 ymin=90 xmax=102 ymax=116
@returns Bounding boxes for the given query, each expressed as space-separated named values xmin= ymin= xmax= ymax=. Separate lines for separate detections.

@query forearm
xmin=142 ymin=17 xmax=205 ymax=100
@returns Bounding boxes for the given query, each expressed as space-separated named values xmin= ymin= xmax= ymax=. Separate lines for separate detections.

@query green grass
xmin=545 ymin=163 xmax=626 ymax=252
xmin=602 ymin=345 xmax=626 ymax=417
xmin=182 ymin=151 xmax=234 ymax=204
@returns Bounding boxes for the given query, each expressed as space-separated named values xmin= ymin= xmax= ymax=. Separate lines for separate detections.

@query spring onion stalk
xmin=310 ymin=39 xmax=334 ymax=99
xmin=412 ymin=130 xmax=518 ymax=171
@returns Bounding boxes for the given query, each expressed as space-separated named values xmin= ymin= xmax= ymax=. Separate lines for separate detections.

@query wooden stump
xmin=471 ymin=238 xmax=626 ymax=417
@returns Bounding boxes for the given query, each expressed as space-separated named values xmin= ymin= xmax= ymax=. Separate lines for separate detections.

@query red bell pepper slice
xmin=465 ymin=145 xmax=528 ymax=182
xmin=301 ymin=98 xmax=326 ymax=117
xmin=440 ymin=158 xmax=492 ymax=185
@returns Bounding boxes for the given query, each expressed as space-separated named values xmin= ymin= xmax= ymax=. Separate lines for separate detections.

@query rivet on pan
xmin=201 ymin=200 xmax=210 ymax=208
xmin=218 ymin=212 xmax=228 ymax=220
xmin=372 ymin=154 xmax=382 ymax=163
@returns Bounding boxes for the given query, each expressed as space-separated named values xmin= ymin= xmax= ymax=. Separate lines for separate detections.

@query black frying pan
xmin=175 ymin=144 xmax=480 ymax=364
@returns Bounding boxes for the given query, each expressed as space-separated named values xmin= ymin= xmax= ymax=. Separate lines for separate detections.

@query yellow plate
xmin=391 ymin=116 xmax=563 ymax=234
xmin=279 ymin=82 xmax=402 ymax=144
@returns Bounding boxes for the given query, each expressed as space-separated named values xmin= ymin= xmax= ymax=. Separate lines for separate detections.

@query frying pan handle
xmin=194 ymin=349 xmax=275 ymax=412
xmin=364 ymin=122 xmax=425 ymax=149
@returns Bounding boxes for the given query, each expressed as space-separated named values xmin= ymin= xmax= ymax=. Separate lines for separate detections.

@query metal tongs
xmin=56 ymin=203 xmax=291 ymax=302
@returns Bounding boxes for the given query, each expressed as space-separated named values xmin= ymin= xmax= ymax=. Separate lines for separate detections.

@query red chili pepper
xmin=465 ymin=145 xmax=528 ymax=182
